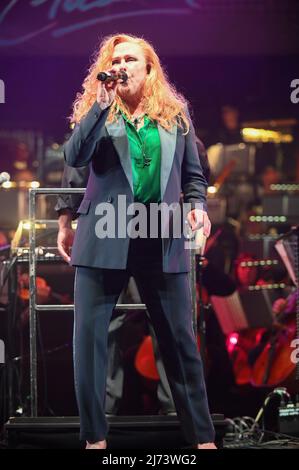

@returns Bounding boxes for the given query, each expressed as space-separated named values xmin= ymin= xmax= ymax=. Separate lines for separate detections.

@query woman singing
xmin=63 ymin=33 xmax=216 ymax=449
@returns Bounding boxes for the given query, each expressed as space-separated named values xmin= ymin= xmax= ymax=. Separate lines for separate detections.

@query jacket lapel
xmin=105 ymin=116 xmax=134 ymax=194
xmin=106 ymin=116 xmax=178 ymax=201
xmin=158 ymin=124 xmax=177 ymax=200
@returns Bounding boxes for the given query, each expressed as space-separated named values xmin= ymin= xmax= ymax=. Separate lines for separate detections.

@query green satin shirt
xmin=123 ymin=114 xmax=161 ymax=204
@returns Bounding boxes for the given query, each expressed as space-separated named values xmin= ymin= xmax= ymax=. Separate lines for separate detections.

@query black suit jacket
xmin=61 ymin=101 xmax=208 ymax=272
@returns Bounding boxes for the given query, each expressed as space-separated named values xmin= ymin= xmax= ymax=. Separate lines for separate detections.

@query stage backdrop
xmin=0 ymin=0 xmax=298 ymax=57
xmin=0 ymin=1 xmax=298 ymax=138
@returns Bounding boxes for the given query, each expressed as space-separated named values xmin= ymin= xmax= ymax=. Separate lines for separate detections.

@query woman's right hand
xmin=96 ymin=70 xmax=120 ymax=109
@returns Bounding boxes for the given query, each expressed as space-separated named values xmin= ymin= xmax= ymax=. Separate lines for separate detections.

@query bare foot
xmin=197 ymin=442 xmax=217 ymax=449
xmin=86 ymin=440 xmax=107 ymax=449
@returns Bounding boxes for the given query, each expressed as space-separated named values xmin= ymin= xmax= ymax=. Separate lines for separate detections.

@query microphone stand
xmin=196 ymin=253 xmax=208 ymax=376
xmin=190 ymin=227 xmax=208 ymax=377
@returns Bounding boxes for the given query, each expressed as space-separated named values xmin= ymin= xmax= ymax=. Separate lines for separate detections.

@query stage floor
xmin=3 ymin=414 xmax=227 ymax=449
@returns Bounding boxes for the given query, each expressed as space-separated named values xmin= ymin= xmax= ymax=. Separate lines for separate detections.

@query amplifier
xmin=279 ymin=403 xmax=299 ymax=436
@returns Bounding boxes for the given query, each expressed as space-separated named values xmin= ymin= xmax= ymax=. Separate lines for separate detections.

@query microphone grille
xmin=97 ymin=72 xmax=107 ymax=81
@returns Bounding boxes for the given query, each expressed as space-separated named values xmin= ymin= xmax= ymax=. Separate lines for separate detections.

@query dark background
xmin=1 ymin=0 xmax=299 ymax=422
xmin=1 ymin=0 xmax=298 ymax=142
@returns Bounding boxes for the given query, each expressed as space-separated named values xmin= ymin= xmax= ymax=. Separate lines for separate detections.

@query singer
xmin=62 ymin=33 xmax=216 ymax=449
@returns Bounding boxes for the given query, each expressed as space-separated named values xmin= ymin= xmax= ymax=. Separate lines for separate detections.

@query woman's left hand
xmin=187 ymin=209 xmax=211 ymax=237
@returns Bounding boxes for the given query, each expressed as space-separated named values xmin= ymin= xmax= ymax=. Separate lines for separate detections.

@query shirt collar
xmin=121 ymin=111 xmax=152 ymax=128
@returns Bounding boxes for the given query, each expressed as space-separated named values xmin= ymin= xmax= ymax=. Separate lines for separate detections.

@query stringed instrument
xmin=251 ymin=302 xmax=298 ymax=392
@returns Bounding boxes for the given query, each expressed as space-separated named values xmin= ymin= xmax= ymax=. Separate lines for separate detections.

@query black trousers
xmin=73 ymin=237 xmax=215 ymax=444
xmin=105 ymin=279 xmax=176 ymax=415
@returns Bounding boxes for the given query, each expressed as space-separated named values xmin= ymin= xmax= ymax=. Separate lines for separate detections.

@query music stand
xmin=211 ymin=289 xmax=275 ymax=335
xmin=207 ymin=143 xmax=256 ymax=178
xmin=275 ymin=229 xmax=298 ymax=288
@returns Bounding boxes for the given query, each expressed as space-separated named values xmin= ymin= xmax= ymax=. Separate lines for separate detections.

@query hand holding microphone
xmin=187 ymin=208 xmax=211 ymax=237
xmin=97 ymin=71 xmax=128 ymax=83
xmin=186 ymin=208 xmax=211 ymax=255
xmin=96 ymin=70 xmax=128 ymax=109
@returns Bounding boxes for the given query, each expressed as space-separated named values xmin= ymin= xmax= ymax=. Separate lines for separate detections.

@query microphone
xmin=184 ymin=223 xmax=207 ymax=255
xmin=0 ymin=172 xmax=10 ymax=184
xmin=194 ymin=227 xmax=207 ymax=256
xmin=96 ymin=71 xmax=128 ymax=83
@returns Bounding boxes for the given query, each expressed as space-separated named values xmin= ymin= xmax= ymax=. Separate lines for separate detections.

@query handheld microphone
xmin=0 ymin=172 xmax=10 ymax=184
xmin=194 ymin=227 xmax=207 ymax=256
xmin=97 ymin=71 xmax=128 ymax=83
xmin=184 ymin=223 xmax=207 ymax=255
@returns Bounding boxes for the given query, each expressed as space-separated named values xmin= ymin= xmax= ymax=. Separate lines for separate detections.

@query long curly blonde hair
xmin=70 ymin=34 xmax=190 ymax=133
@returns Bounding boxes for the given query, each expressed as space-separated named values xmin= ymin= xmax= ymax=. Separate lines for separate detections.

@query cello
xmin=251 ymin=291 xmax=298 ymax=393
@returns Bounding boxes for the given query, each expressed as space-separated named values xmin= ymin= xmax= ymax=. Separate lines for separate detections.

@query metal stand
xmin=197 ymin=254 xmax=208 ymax=375
xmin=7 ymin=257 xmax=18 ymax=417
xmin=28 ymin=188 xmax=200 ymax=417
xmin=189 ymin=249 xmax=208 ymax=375
xmin=28 ymin=188 xmax=86 ymax=417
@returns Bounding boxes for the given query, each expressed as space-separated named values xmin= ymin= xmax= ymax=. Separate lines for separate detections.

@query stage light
xmin=227 ymin=333 xmax=239 ymax=353
xmin=248 ymin=283 xmax=286 ymax=291
xmin=270 ymin=184 xmax=299 ymax=191
xmin=242 ymin=127 xmax=293 ymax=143
xmin=249 ymin=215 xmax=287 ymax=223
xmin=23 ymin=221 xmax=31 ymax=230
xmin=208 ymin=186 xmax=217 ymax=194
xmin=29 ymin=181 xmax=40 ymax=189
xmin=229 ymin=335 xmax=238 ymax=345
xmin=2 ymin=181 xmax=14 ymax=189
